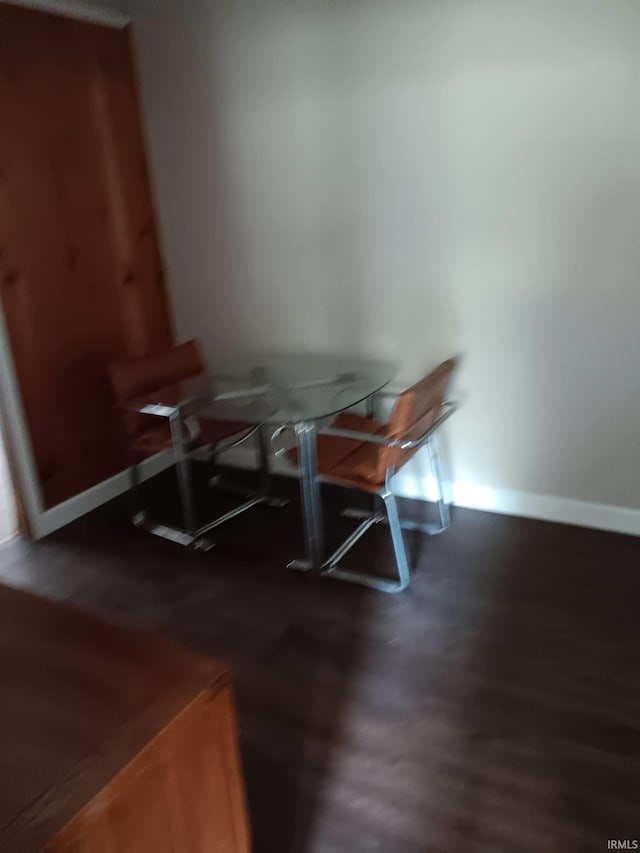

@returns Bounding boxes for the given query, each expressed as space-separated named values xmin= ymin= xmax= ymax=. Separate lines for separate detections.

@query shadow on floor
xmin=2 ymin=467 xmax=640 ymax=851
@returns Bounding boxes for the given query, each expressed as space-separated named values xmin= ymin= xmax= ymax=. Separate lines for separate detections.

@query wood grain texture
xmin=0 ymin=583 xmax=249 ymax=853
xmin=0 ymin=4 xmax=172 ymax=508
xmin=2 ymin=469 xmax=640 ymax=851
xmin=50 ymin=687 xmax=250 ymax=853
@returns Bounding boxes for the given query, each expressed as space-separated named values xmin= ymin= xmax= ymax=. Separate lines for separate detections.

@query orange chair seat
xmin=288 ymin=412 xmax=388 ymax=493
xmin=327 ymin=441 xmax=387 ymax=493
xmin=132 ymin=418 xmax=252 ymax=456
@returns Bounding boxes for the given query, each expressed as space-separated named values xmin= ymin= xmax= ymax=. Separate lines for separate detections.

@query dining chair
xmin=108 ymin=339 xmax=271 ymax=548
xmin=293 ymin=357 xmax=458 ymax=592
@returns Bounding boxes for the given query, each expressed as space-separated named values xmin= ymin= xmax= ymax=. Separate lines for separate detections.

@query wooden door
xmin=0 ymin=5 xmax=173 ymax=507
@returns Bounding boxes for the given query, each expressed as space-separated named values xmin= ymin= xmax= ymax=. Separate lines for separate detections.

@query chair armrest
xmin=320 ymin=401 xmax=457 ymax=450
xmin=318 ymin=427 xmax=397 ymax=447
xmin=135 ymin=404 xmax=178 ymax=418
xmin=133 ymin=404 xmax=202 ymax=442
xmin=396 ymin=401 xmax=457 ymax=449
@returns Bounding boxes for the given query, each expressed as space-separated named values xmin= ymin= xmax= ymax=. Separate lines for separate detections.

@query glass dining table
xmin=127 ymin=352 xmax=396 ymax=568
xmin=211 ymin=353 xmax=397 ymax=573
xmin=126 ymin=375 xmax=281 ymax=548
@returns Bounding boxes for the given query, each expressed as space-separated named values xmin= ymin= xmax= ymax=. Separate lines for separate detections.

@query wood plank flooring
xmin=1 ymin=468 xmax=639 ymax=852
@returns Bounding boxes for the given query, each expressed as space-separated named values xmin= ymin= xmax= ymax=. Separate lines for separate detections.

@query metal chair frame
xmin=310 ymin=399 xmax=457 ymax=593
xmin=129 ymin=404 xmax=284 ymax=551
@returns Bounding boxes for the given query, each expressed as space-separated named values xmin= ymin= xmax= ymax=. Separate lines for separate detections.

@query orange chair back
xmin=108 ymin=340 xmax=204 ymax=405
xmin=329 ymin=357 xmax=458 ymax=489
xmin=379 ymin=357 xmax=457 ymax=480
xmin=108 ymin=339 xmax=204 ymax=438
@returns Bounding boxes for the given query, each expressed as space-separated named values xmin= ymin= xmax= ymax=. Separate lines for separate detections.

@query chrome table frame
xmin=129 ymin=400 xmax=285 ymax=551
xmin=288 ymin=400 xmax=456 ymax=593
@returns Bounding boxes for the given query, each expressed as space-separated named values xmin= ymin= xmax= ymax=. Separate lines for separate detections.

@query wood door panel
xmin=0 ymin=5 xmax=173 ymax=507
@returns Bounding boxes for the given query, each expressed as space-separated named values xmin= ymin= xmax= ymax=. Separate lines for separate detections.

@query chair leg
xmin=207 ymin=429 xmax=288 ymax=507
xmin=381 ymin=489 xmax=411 ymax=592
xmin=127 ymin=453 xmax=199 ymax=548
xmin=320 ymin=440 xmax=451 ymax=593
xmin=257 ymin=426 xmax=270 ymax=495
xmin=126 ymin=442 xmax=146 ymax=526
xmin=326 ymin=480 xmax=410 ymax=593
xmin=257 ymin=426 xmax=288 ymax=507
xmin=170 ymin=413 xmax=198 ymax=535
xmin=428 ymin=432 xmax=450 ymax=532
xmin=129 ymin=458 xmax=145 ymax=526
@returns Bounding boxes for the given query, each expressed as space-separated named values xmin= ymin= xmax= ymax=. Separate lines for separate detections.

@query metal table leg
xmin=132 ymin=411 xmax=204 ymax=549
xmin=170 ymin=411 xmax=197 ymax=535
xmin=257 ymin=425 xmax=289 ymax=508
xmin=428 ymin=431 xmax=451 ymax=531
xmin=288 ymin=420 xmax=325 ymax=574
xmin=132 ymin=413 xmax=290 ymax=551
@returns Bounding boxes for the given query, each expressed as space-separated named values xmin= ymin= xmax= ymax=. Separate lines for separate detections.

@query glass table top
xmin=211 ymin=352 xmax=397 ymax=424
xmin=125 ymin=373 xmax=277 ymax=425
xmin=126 ymin=353 xmax=397 ymax=425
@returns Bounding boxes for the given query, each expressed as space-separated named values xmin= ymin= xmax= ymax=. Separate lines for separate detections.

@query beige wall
xmin=131 ymin=0 xmax=640 ymax=520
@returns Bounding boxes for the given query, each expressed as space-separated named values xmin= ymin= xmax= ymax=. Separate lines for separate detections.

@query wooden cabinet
xmin=49 ymin=687 xmax=250 ymax=853
xmin=0 ymin=584 xmax=250 ymax=853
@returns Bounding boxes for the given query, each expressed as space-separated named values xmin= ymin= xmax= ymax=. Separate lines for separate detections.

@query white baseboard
xmin=33 ymin=444 xmax=640 ymax=540
xmin=223 ymin=445 xmax=640 ymax=538
xmin=439 ymin=480 xmax=640 ymax=537
xmin=32 ymin=451 xmax=173 ymax=539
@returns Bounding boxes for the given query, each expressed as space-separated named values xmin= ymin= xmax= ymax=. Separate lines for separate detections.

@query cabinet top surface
xmin=0 ymin=583 xmax=228 ymax=850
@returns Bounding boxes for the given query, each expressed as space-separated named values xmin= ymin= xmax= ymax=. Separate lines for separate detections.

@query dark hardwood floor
xmin=2 ymin=467 xmax=640 ymax=852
